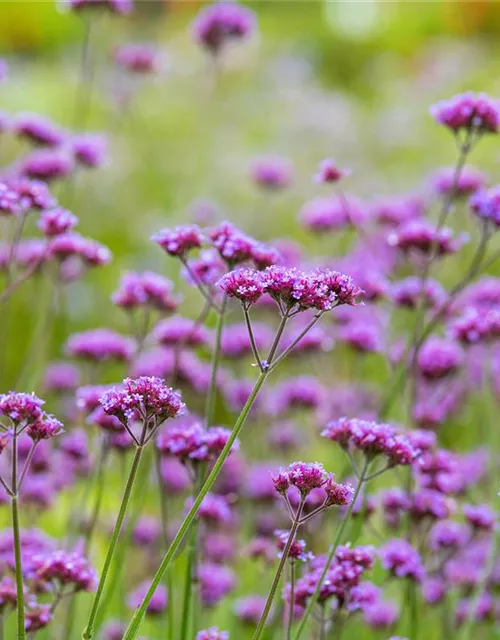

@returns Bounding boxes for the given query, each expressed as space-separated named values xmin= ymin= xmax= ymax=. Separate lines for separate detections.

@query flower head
xmin=192 ymin=2 xmax=256 ymax=54
xmin=314 ymin=158 xmax=350 ymax=184
xmin=100 ymin=377 xmax=184 ymax=426
xmin=38 ymin=208 xmax=78 ymax=237
xmin=470 ymin=185 xmax=500 ymax=227
xmin=217 ymin=268 xmax=264 ymax=305
xmin=0 ymin=392 xmax=44 ymax=424
xmin=114 ymin=43 xmax=158 ymax=73
xmin=430 ymin=92 xmax=500 ymax=134
xmin=66 ymin=329 xmax=135 ymax=362
xmin=152 ymin=225 xmax=204 ymax=258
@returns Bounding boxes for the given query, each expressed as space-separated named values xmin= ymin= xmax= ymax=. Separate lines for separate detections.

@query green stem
xmin=205 ymin=297 xmax=227 ymax=428
xmin=292 ymin=461 xmax=370 ymax=640
xmin=286 ymin=561 xmax=295 ymax=640
xmin=252 ymin=502 xmax=304 ymax=640
xmin=82 ymin=444 xmax=144 ymax=640
xmin=84 ymin=443 xmax=110 ymax=553
xmin=121 ymin=371 xmax=268 ymax=640
xmin=12 ymin=495 xmax=25 ymax=640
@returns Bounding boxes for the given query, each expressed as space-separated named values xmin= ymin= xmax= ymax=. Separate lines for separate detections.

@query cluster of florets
xmin=157 ymin=421 xmax=236 ymax=464
xmin=0 ymin=392 xmax=63 ymax=442
xmin=293 ymin=545 xmax=376 ymax=609
xmin=196 ymin=628 xmax=229 ymax=640
xmin=188 ymin=493 xmax=233 ymax=525
xmin=274 ymin=530 xmax=310 ymax=561
xmin=199 ymin=563 xmax=236 ymax=607
xmin=30 ymin=550 xmax=97 ymax=592
xmin=66 ymin=329 xmax=135 ymax=362
xmin=48 ymin=232 xmax=111 ymax=266
xmin=114 ymin=43 xmax=158 ymax=74
xmin=417 ymin=337 xmax=464 ymax=380
xmin=152 ymin=316 xmax=211 ymax=348
xmin=25 ymin=415 xmax=64 ymax=441
xmin=271 ymin=461 xmax=353 ymax=507
xmin=152 ymin=224 xmax=204 ymax=258
xmin=431 ymin=165 xmax=485 ymax=197
xmin=218 ymin=265 xmax=361 ymax=311
xmin=428 ymin=520 xmax=470 ymax=552
xmin=99 ymin=377 xmax=184 ymax=425
xmin=63 ymin=0 xmax=134 ymax=14
xmin=379 ymin=540 xmax=425 ymax=582
xmin=13 ymin=112 xmax=65 ymax=148
xmin=127 ymin=581 xmax=167 ymax=616
xmin=37 ymin=207 xmax=78 ymax=237
xmin=470 ymin=185 xmax=500 ymax=227
xmin=112 ymin=271 xmax=180 ymax=312
xmin=209 ymin=222 xmax=279 ymax=268
xmin=390 ymin=277 xmax=446 ymax=309
xmin=183 ymin=249 xmax=225 ymax=286
xmin=322 ymin=418 xmax=421 ymax=466
xmin=387 ymin=220 xmax=466 ymax=256
xmin=191 ymin=1 xmax=255 ymax=54
xmin=72 ymin=133 xmax=108 ymax=168
xmin=430 ymin=92 xmax=500 ymax=134
xmin=251 ymin=156 xmax=292 ymax=190
xmin=25 ymin=602 xmax=52 ymax=633
xmin=314 ymin=158 xmax=349 ymax=184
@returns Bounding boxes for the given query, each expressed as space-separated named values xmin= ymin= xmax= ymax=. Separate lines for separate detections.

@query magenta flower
xmin=24 ymin=602 xmax=52 ymax=633
xmin=37 ymin=208 xmax=78 ymax=237
xmin=114 ymin=43 xmax=158 ymax=74
xmin=21 ymin=149 xmax=74 ymax=182
xmin=388 ymin=220 xmax=466 ymax=256
xmin=417 ymin=337 xmax=464 ymax=380
xmin=152 ymin=316 xmax=210 ymax=348
xmin=431 ymin=165 xmax=485 ymax=197
xmin=430 ymin=92 xmax=500 ymax=134
xmin=63 ymin=0 xmax=133 ymax=14
xmin=152 ymin=224 xmax=204 ymax=258
xmin=323 ymin=476 xmax=354 ymax=506
xmin=100 ymin=376 xmax=184 ymax=425
xmin=196 ymin=628 xmax=229 ymax=640
xmin=112 ymin=271 xmax=180 ymax=313
xmin=66 ymin=329 xmax=135 ymax=362
xmin=199 ymin=563 xmax=235 ymax=607
xmin=380 ymin=539 xmax=425 ymax=582
xmin=127 ymin=581 xmax=167 ymax=616
xmin=0 ymin=392 xmax=44 ymax=424
xmin=217 ymin=268 xmax=265 ymax=305
xmin=251 ymin=156 xmax=293 ymax=190
xmin=470 ymin=185 xmax=500 ymax=226
xmin=0 ymin=182 xmax=22 ymax=216
xmin=191 ymin=2 xmax=256 ymax=55
xmin=25 ymin=415 xmax=64 ymax=441
xmin=71 ymin=133 xmax=108 ymax=168
xmin=13 ymin=113 xmax=65 ymax=148
xmin=314 ymin=158 xmax=350 ymax=184
xmin=271 ymin=461 xmax=326 ymax=497
xmin=234 ymin=595 xmax=272 ymax=625
xmin=30 ymin=550 xmax=97 ymax=591
xmin=10 ymin=178 xmax=55 ymax=211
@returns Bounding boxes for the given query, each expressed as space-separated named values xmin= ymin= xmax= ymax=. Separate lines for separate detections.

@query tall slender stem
xmin=269 ymin=312 xmax=323 ymax=373
xmin=82 ymin=443 xmax=145 ymax=640
xmin=11 ymin=431 xmax=25 ymax=640
xmin=266 ymin=312 xmax=289 ymax=366
xmin=292 ymin=461 xmax=370 ymax=640
xmin=84 ymin=443 xmax=110 ymax=553
xmin=252 ymin=500 xmax=304 ymax=640
xmin=243 ymin=305 xmax=264 ymax=371
xmin=121 ymin=371 xmax=268 ymax=640
xmin=205 ymin=297 xmax=227 ymax=428
xmin=286 ymin=561 xmax=296 ymax=640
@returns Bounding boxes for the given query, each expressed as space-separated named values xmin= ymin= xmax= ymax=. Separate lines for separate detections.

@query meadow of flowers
xmin=0 ymin=1 xmax=499 ymax=639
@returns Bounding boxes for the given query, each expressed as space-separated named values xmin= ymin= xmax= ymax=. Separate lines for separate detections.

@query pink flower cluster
xmin=191 ymin=1 xmax=256 ymax=54
xmin=430 ymin=92 xmax=500 ymax=134
xmin=157 ymin=421 xmax=236 ymax=464
xmin=112 ymin=271 xmax=180 ymax=312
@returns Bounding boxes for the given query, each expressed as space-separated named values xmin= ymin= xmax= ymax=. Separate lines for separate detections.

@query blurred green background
xmin=1 ymin=2 xmax=500 ymax=637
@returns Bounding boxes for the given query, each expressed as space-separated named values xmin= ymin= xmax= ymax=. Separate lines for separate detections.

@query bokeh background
xmin=1 ymin=2 xmax=500 ymax=637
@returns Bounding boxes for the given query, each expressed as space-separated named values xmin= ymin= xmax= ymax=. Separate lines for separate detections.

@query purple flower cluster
xmin=112 ymin=271 xmax=180 ymax=312
xmin=430 ymin=92 xmax=500 ymax=134
xmin=191 ymin=2 xmax=256 ymax=54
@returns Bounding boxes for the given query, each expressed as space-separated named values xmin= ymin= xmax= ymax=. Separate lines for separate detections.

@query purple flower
xmin=470 ymin=185 xmax=500 ymax=226
xmin=209 ymin=222 xmax=255 ymax=266
xmin=324 ymin=476 xmax=354 ymax=506
xmin=63 ymin=0 xmax=133 ymax=14
xmin=196 ymin=628 xmax=229 ymax=640
xmin=13 ymin=113 xmax=65 ymax=147
xmin=388 ymin=220 xmax=466 ymax=256
xmin=9 ymin=178 xmax=56 ymax=211
xmin=158 ymin=421 xmax=235 ymax=464
xmin=160 ymin=457 xmax=190 ymax=494
xmin=114 ymin=43 xmax=158 ymax=74
xmin=272 ymin=461 xmax=326 ymax=497
xmin=100 ymin=377 xmax=184 ymax=425
xmin=199 ymin=563 xmax=235 ymax=607
xmin=152 ymin=316 xmax=210 ymax=348
xmin=371 ymin=194 xmax=424 ymax=227
xmin=38 ymin=207 xmax=78 ymax=237
xmin=391 ymin=277 xmax=446 ymax=309
xmin=30 ymin=549 xmax=97 ymax=591
xmin=187 ymin=493 xmax=233 ymax=525
xmin=0 ymin=392 xmax=44 ymax=424
xmin=300 ymin=196 xmax=350 ymax=232
xmin=183 ymin=249 xmax=225 ymax=286
xmin=203 ymin=533 xmax=237 ymax=564
xmin=380 ymin=539 xmax=425 ymax=582
xmin=127 ymin=581 xmax=167 ymax=616
xmin=102 ymin=621 xmax=126 ymax=640
xmin=72 ymin=133 xmax=108 ymax=168
xmin=363 ymin=601 xmax=399 ymax=629
xmin=430 ymin=92 xmax=500 ymax=134
xmin=422 ymin=577 xmax=446 ymax=605
xmin=26 ymin=415 xmax=64 ymax=441
xmin=251 ymin=156 xmax=293 ymax=190
xmin=314 ymin=158 xmax=350 ymax=184
xmin=66 ymin=329 xmax=135 ymax=362
xmin=21 ymin=148 xmax=74 ymax=181
xmin=217 ymin=268 xmax=264 ymax=305
xmin=431 ymin=165 xmax=485 ymax=197
xmin=152 ymin=225 xmax=204 ymax=258
xmin=44 ymin=362 xmax=80 ymax=393
xmin=463 ymin=504 xmax=496 ymax=531
xmin=132 ymin=516 xmax=161 ymax=547
xmin=417 ymin=337 xmax=464 ymax=380
xmin=112 ymin=272 xmax=179 ymax=313
xmin=49 ymin=233 xmax=112 ymax=267
xmin=191 ymin=2 xmax=256 ymax=55
xmin=429 ymin=520 xmax=470 ymax=552
xmin=234 ymin=595 xmax=272 ymax=625
xmin=25 ymin=602 xmax=52 ymax=633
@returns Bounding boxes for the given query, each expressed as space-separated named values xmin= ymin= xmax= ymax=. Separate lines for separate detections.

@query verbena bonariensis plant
xmin=1 ymin=1 xmax=500 ymax=639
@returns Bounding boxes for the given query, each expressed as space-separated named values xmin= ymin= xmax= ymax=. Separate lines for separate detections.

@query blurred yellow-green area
xmin=1 ymin=1 xmax=500 ymax=638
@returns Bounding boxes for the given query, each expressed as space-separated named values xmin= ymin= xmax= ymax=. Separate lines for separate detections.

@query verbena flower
xmin=314 ymin=158 xmax=350 ymax=184
xmin=431 ymin=165 xmax=485 ymax=197
xmin=127 ymin=581 xmax=167 ymax=616
xmin=199 ymin=563 xmax=235 ymax=607
xmin=152 ymin=224 xmax=204 ymax=258
xmin=191 ymin=2 xmax=256 ymax=54
xmin=234 ymin=595 xmax=272 ymax=625
xmin=112 ymin=272 xmax=180 ymax=312
xmin=470 ymin=185 xmax=500 ymax=226
xmin=12 ymin=113 xmax=65 ymax=148
xmin=380 ymin=539 xmax=425 ymax=582
xmin=388 ymin=220 xmax=466 ymax=256
xmin=63 ymin=0 xmax=134 ymax=14
xmin=251 ymin=156 xmax=293 ymax=190
xmin=38 ymin=208 xmax=78 ymax=237
xmin=114 ymin=43 xmax=158 ymax=74
xmin=152 ymin=316 xmax=210 ymax=348
xmin=71 ymin=133 xmax=108 ymax=168
xmin=196 ymin=628 xmax=229 ymax=640
xmin=430 ymin=92 xmax=500 ymax=134
xmin=100 ymin=377 xmax=184 ymax=426
xmin=66 ymin=329 xmax=135 ymax=362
